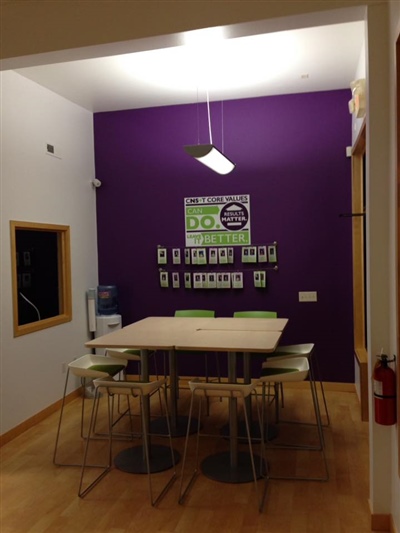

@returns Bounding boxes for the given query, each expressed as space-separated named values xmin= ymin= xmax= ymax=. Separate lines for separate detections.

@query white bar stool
xmin=53 ymin=354 xmax=127 ymax=467
xmin=268 ymin=343 xmax=330 ymax=426
xmin=178 ymin=379 xmax=268 ymax=513
xmin=78 ymin=377 xmax=176 ymax=506
xmin=259 ymin=357 xmax=329 ymax=481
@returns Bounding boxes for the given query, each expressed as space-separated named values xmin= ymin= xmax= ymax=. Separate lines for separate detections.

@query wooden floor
xmin=0 ymin=382 xmax=377 ymax=533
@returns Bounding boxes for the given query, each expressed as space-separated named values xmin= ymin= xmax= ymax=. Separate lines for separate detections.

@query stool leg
xmin=264 ymin=379 xmax=329 ymax=482
xmin=178 ymin=391 xmax=198 ymax=503
xmin=150 ymin=385 xmax=177 ymax=506
xmin=141 ymin=394 xmax=154 ymax=504
xmin=53 ymin=369 xmax=71 ymax=466
xmin=241 ymin=392 xmax=261 ymax=511
xmin=310 ymin=355 xmax=330 ymax=426
xmin=78 ymin=388 xmax=113 ymax=497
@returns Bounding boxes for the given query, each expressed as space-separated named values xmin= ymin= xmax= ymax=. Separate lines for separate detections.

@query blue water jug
xmin=97 ymin=285 xmax=118 ymax=315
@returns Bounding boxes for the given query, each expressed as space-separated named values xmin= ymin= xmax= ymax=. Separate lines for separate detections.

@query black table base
xmin=201 ymin=451 xmax=264 ymax=483
xmin=150 ymin=415 xmax=199 ymax=438
xmin=114 ymin=444 xmax=180 ymax=474
xmin=220 ymin=420 xmax=278 ymax=442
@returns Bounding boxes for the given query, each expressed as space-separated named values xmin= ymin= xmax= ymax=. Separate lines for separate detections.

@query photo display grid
xmin=157 ymin=243 xmax=276 ymax=289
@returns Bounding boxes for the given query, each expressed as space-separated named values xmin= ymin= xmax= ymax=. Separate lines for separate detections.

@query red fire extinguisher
xmin=373 ymin=354 xmax=397 ymax=425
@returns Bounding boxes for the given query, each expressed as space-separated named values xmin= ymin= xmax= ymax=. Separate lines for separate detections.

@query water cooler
xmin=95 ymin=314 xmax=122 ymax=355
xmin=87 ymin=285 xmax=121 ymax=355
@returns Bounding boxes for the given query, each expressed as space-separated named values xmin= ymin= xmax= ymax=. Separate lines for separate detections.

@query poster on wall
xmin=184 ymin=194 xmax=251 ymax=247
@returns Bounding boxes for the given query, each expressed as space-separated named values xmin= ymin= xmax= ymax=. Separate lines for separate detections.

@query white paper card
xmin=184 ymin=248 xmax=191 ymax=265
xmin=160 ymin=271 xmax=169 ymax=287
xmin=228 ymin=248 xmax=234 ymax=264
xmin=260 ymin=270 xmax=267 ymax=288
xmin=209 ymin=248 xmax=218 ymax=264
xmin=242 ymin=247 xmax=249 ymax=263
xmin=208 ymin=273 xmax=217 ymax=289
xmin=191 ymin=248 xmax=198 ymax=265
xmin=158 ymin=248 xmax=167 ymax=265
xmin=184 ymin=272 xmax=192 ymax=289
xmin=222 ymin=273 xmax=231 ymax=289
xmin=172 ymin=272 xmax=180 ymax=288
xmin=248 ymin=246 xmax=257 ymax=263
xmin=217 ymin=273 xmax=224 ymax=289
xmin=258 ymin=245 xmax=267 ymax=263
xmin=254 ymin=271 xmax=262 ymax=288
xmin=193 ymin=273 xmax=203 ymax=289
xmin=219 ymin=248 xmax=228 ymax=264
xmin=232 ymin=272 xmax=243 ymax=289
xmin=268 ymin=244 xmax=278 ymax=263
xmin=172 ymin=249 xmax=181 ymax=264
xmin=197 ymin=248 xmax=207 ymax=265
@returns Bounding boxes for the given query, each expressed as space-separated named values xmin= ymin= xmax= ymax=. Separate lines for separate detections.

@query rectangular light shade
xmin=184 ymin=144 xmax=235 ymax=175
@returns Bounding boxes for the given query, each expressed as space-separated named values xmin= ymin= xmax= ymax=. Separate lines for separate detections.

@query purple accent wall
xmin=94 ymin=90 xmax=354 ymax=382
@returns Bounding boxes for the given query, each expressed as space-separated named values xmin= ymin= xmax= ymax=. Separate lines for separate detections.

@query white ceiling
xmin=14 ymin=20 xmax=365 ymax=113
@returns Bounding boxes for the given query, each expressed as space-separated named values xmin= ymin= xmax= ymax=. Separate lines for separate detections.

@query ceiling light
xmin=184 ymin=90 xmax=235 ymax=175
xmin=184 ymin=144 xmax=235 ymax=175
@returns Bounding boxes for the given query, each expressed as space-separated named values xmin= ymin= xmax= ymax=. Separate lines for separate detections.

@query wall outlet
xmin=299 ymin=291 xmax=317 ymax=302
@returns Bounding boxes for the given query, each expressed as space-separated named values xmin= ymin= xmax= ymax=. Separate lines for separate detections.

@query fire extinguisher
xmin=373 ymin=354 xmax=397 ymax=425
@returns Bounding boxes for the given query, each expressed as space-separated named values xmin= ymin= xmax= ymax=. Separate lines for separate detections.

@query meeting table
xmin=85 ymin=315 xmax=288 ymax=483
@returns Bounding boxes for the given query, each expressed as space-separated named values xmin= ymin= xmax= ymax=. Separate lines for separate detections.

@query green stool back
xmin=233 ymin=311 xmax=277 ymax=318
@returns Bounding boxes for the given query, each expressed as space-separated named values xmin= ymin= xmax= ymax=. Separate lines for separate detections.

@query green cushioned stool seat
xmin=89 ymin=364 xmax=126 ymax=376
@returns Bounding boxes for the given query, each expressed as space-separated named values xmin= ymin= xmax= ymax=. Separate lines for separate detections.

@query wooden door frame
xmin=351 ymin=121 xmax=368 ymax=422
xmin=396 ymin=33 xmax=400 ymax=477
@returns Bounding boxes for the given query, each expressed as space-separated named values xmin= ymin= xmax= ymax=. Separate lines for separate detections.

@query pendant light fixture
xmin=184 ymin=90 xmax=235 ymax=175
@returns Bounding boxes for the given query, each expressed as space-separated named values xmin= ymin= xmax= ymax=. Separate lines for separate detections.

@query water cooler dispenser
xmin=87 ymin=285 xmax=122 ymax=355
xmin=95 ymin=314 xmax=122 ymax=355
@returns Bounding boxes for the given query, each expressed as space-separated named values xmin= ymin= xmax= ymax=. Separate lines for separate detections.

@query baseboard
xmin=0 ymin=388 xmax=81 ymax=447
xmin=371 ymin=514 xmax=390 ymax=532
xmin=391 ymin=515 xmax=399 ymax=533
xmin=371 ymin=512 xmax=398 ymax=533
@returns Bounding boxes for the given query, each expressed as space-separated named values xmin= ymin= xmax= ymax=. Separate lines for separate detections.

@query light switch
xmin=299 ymin=291 xmax=317 ymax=302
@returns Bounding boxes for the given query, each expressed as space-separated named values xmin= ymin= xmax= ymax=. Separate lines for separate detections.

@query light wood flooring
xmin=0 ymin=382 xmax=377 ymax=533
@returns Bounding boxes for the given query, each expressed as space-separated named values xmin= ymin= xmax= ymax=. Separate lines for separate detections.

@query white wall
xmin=366 ymin=2 xmax=399 ymax=531
xmin=387 ymin=2 xmax=400 ymax=530
xmin=0 ymin=71 xmax=98 ymax=434
xmin=351 ymin=33 xmax=367 ymax=145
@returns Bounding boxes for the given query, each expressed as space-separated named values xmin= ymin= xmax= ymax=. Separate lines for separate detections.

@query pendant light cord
xmin=196 ymin=87 xmax=200 ymax=145
xmin=206 ymin=88 xmax=213 ymax=145
xmin=221 ymin=100 xmax=224 ymax=152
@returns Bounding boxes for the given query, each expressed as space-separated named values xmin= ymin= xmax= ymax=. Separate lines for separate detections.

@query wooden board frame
xmin=351 ymin=122 xmax=369 ymax=422
xmin=10 ymin=220 xmax=72 ymax=337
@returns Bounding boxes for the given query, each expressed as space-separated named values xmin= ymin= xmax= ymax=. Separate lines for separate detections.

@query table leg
xmin=202 ymin=351 xmax=262 ymax=483
xmin=229 ymin=352 xmax=238 ymax=469
xmin=221 ymin=351 xmax=278 ymax=443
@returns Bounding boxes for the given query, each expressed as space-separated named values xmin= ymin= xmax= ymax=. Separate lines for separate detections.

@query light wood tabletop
xmin=197 ymin=317 xmax=288 ymax=332
xmin=175 ymin=328 xmax=282 ymax=353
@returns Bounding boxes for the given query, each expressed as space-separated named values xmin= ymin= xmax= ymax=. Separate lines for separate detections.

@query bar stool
xmin=105 ymin=347 xmax=159 ymax=378
xmin=259 ymin=357 xmax=329 ymax=481
xmin=78 ymin=377 xmax=176 ymax=506
xmin=268 ymin=343 xmax=330 ymax=426
xmin=106 ymin=347 xmax=163 ymax=413
xmin=53 ymin=353 xmax=127 ymax=467
xmin=174 ymin=310 xmax=218 ymax=414
xmin=178 ymin=379 xmax=268 ymax=512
